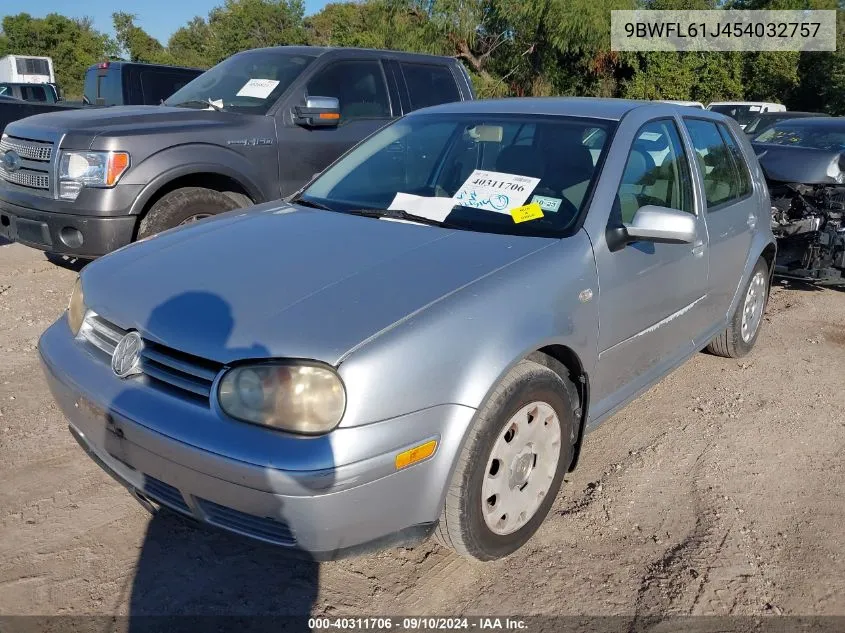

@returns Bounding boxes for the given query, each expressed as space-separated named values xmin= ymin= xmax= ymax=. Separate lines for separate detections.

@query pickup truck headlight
xmin=67 ymin=276 xmax=86 ymax=336
xmin=218 ymin=363 xmax=346 ymax=435
xmin=58 ymin=151 xmax=130 ymax=200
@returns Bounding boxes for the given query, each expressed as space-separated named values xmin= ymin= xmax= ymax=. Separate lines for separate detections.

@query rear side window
xmin=20 ymin=85 xmax=47 ymax=102
xmin=400 ymin=62 xmax=461 ymax=110
xmin=683 ymin=119 xmax=748 ymax=209
xmin=139 ymin=70 xmax=197 ymax=105
xmin=717 ymin=124 xmax=751 ymax=197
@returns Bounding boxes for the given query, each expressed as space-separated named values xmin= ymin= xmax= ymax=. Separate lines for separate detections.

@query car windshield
xmin=708 ymin=104 xmax=761 ymax=126
xmin=753 ymin=122 xmax=845 ymax=150
xmin=299 ymin=114 xmax=614 ymax=239
xmin=743 ymin=115 xmax=778 ymax=135
xmin=165 ymin=50 xmax=316 ymax=114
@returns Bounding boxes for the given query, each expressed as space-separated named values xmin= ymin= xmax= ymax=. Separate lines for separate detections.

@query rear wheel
xmin=707 ymin=257 xmax=769 ymax=358
xmin=434 ymin=359 xmax=577 ymax=561
xmin=137 ymin=187 xmax=242 ymax=240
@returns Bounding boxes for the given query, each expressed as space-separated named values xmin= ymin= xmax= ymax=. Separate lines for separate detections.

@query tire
xmin=137 ymin=187 xmax=241 ymax=240
xmin=707 ymin=257 xmax=769 ymax=358
xmin=434 ymin=358 xmax=577 ymax=561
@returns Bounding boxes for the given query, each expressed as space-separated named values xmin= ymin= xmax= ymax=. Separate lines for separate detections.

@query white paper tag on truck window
xmin=452 ymin=170 xmax=541 ymax=213
xmin=236 ymin=79 xmax=280 ymax=99
xmin=388 ymin=192 xmax=456 ymax=222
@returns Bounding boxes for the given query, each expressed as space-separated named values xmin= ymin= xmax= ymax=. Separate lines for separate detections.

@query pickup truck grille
xmin=0 ymin=135 xmax=55 ymax=193
xmin=79 ymin=312 xmax=223 ymax=404
xmin=0 ymin=137 xmax=53 ymax=161
xmin=0 ymin=166 xmax=49 ymax=189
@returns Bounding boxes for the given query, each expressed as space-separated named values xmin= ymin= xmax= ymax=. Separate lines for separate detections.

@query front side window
xmin=684 ymin=119 xmax=744 ymax=209
xmin=166 ymin=51 xmax=316 ymax=113
xmin=300 ymin=114 xmax=614 ymax=238
xmin=614 ymin=119 xmax=693 ymax=224
xmin=307 ymin=60 xmax=390 ymax=120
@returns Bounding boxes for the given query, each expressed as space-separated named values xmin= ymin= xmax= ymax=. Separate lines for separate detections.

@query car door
xmin=682 ymin=118 xmax=755 ymax=327
xmin=275 ymin=57 xmax=396 ymax=197
xmin=591 ymin=118 xmax=710 ymax=416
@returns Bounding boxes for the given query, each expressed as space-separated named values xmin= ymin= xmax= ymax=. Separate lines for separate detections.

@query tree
xmin=0 ymin=13 xmax=116 ymax=98
xmin=113 ymin=12 xmax=172 ymax=64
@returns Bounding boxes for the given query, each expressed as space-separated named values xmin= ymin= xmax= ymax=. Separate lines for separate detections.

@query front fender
xmin=124 ymin=144 xmax=267 ymax=215
xmin=336 ymin=231 xmax=599 ymax=426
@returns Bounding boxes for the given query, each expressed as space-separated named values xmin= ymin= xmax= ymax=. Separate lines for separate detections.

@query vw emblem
xmin=111 ymin=331 xmax=145 ymax=378
xmin=2 ymin=150 xmax=21 ymax=172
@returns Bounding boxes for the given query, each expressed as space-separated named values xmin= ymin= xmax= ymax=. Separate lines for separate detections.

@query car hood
xmin=7 ymin=105 xmax=254 ymax=150
xmin=753 ymin=143 xmax=843 ymax=185
xmin=81 ymin=205 xmax=554 ymax=365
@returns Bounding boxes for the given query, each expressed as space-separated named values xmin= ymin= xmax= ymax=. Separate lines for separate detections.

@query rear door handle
xmin=692 ymin=240 xmax=705 ymax=256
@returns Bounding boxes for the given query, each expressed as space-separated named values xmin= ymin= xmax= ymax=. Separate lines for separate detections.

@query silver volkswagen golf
xmin=39 ymin=98 xmax=776 ymax=561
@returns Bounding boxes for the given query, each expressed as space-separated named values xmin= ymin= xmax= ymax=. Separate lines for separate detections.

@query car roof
xmin=239 ymin=45 xmax=456 ymax=63
xmin=408 ymin=97 xmax=731 ymax=122
xmin=754 ymin=111 xmax=825 ymax=117
xmin=708 ymin=101 xmax=782 ymax=106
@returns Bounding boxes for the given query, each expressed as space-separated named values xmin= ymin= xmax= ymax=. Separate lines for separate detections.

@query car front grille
xmin=0 ymin=165 xmax=49 ymax=189
xmin=0 ymin=136 xmax=53 ymax=161
xmin=0 ymin=135 xmax=55 ymax=193
xmin=79 ymin=312 xmax=222 ymax=404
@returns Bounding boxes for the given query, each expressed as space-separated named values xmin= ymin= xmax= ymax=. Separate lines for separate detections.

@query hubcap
xmin=481 ymin=402 xmax=561 ymax=536
xmin=178 ymin=213 xmax=212 ymax=226
xmin=740 ymin=271 xmax=767 ymax=343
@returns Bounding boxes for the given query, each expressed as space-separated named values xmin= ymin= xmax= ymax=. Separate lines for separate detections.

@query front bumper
xmin=38 ymin=318 xmax=476 ymax=559
xmin=0 ymin=198 xmax=137 ymax=258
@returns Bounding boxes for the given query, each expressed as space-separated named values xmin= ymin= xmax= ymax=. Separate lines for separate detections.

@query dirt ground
xmin=1 ymin=238 xmax=844 ymax=622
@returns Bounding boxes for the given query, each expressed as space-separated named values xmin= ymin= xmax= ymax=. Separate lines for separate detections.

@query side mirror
xmin=295 ymin=96 xmax=340 ymax=128
xmin=606 ymin=205 xmax=696 ymax=252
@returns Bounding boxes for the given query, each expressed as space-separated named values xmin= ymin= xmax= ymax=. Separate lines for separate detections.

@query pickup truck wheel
xmin=707 ymin=257 xmax=769 ymax=358
xmin=434 ymin=359 xmax=576 ymax=561
xmin=137 ymin=187 xmax=240 ymax=239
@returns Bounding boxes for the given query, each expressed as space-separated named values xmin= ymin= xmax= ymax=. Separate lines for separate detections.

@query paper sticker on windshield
xmin=452 ymin=170 xmax=540 ymax=213
xmin=531 ymin=195 xmax=562 ymax=213
xmin=236 ymin=78 xmax=280 ymax=99
xmin=511 ymin=203 xmax=544 ymax=224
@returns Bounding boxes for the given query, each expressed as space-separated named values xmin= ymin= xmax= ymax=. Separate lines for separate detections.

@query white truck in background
xmin=0 ymin=55 xmax=55 ymax=84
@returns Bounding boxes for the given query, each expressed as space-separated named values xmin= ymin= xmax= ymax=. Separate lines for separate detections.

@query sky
xmin=15 ymin=0 xmax=331 ymax=45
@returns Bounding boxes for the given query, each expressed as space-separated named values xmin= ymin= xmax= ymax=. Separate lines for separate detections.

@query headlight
xmin=218 ymin=363 xmax=346 ymax=434
xmin=67 ymin=276 xmax=86 ymax=335
xmin=58 ymin=151 xmax=130 ymax=200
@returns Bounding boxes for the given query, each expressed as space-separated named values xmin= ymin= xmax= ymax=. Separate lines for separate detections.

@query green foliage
xmin=0 ymin=1 xmax=842 ymax=109
xmin=0 ymin=13 xmax=117 ymax=98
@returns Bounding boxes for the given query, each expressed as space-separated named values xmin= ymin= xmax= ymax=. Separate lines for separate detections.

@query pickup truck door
xmin=681 ymin=118 xmax=756 ymax=328
xmin=275 ymin=57 xmax=397 ymax=198
xmin=591 ymin=117 xmax=710 ymax=418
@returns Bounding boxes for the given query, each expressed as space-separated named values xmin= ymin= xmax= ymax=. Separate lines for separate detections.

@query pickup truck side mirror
xmin=606 ymin=204 xmax=697 ymax=252
xmin=295 ymin=96 xmax=341 ymax=128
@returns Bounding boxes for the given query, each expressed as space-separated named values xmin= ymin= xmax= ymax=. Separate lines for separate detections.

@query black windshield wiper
xmin=289 ymin=196 xmax=334 ymax=211
xmin=342 ymin=208 xmax=452 ymax=227
xmin=171 ymin=98 xmax=224 ymax=112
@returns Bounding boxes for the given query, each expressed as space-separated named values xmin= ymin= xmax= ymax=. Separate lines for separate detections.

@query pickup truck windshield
xmin=300 ymin=113 xmax=614 ymax=238
xmin=165 ymin=51 xmax=316 ymax=114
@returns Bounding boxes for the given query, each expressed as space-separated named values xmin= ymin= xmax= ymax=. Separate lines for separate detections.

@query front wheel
xmin=434 ymin=359 xmax=577 ymax=561
xmin=137 ymin=187 xmax=241 ymax=240
xmin=707 ymin=257 xmax=769 ymax=358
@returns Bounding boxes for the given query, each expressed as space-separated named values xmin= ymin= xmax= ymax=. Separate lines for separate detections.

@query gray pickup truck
xmin=0 ymin=46 xmax=474 ymax=258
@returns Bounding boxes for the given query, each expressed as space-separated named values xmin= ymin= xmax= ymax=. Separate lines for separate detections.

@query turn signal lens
xmin=106 ymin=152 xmax=130 ymax=185
xmin=395 ymin=440 xmax=438 ymax=470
